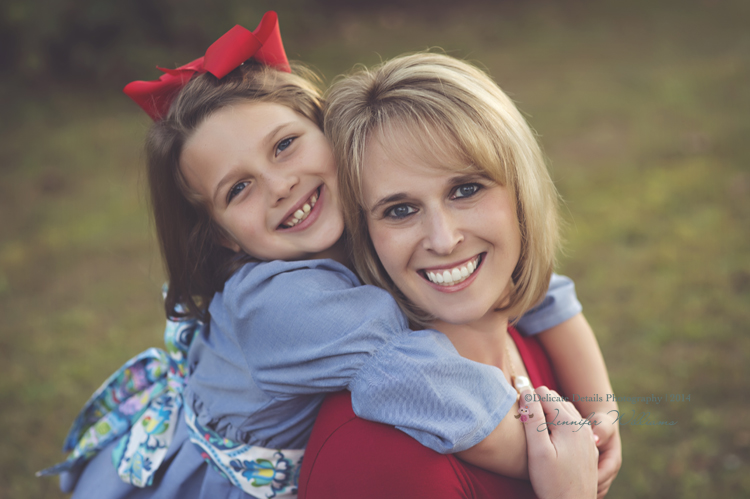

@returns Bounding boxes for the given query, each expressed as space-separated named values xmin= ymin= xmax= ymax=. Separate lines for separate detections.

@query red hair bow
xmin=123 ymin=11 xmax=290 ymax=121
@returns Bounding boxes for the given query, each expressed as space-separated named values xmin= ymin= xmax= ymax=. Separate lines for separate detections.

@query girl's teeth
xmin=281 ymin=190 xmax=319 ymax=228
xmin=425 ymin=256 xmax=481 ymax=286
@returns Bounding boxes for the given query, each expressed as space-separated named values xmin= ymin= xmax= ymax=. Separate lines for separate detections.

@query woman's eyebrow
xmin=447 ymin=173 xmax=489 ymax=186
xmin=369 ymin=193 xmax=408 ymax=215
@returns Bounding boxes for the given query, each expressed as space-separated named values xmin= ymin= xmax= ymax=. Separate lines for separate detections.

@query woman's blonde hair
xmin=326 ymin=52 xmax=559 ymax=326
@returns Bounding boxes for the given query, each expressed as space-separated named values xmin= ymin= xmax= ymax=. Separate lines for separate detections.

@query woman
xmin=298 ymin=52 xmax=601 ymax=498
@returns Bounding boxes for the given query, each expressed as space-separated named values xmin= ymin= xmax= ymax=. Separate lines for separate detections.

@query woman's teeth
xmin=281 ymin=190 xmax=318 ymax=228
xmin=425 ymin=255 xmax=481 ymax=286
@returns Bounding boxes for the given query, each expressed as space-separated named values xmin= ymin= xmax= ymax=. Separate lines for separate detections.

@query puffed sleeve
xmin=216 ymin=260 xmax=516 ymax=454
xmin=515 ymin=273 xmax=583 ymax=336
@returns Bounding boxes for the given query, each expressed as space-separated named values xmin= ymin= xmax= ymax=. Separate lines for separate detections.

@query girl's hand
xmin=521 ymin=386 xmax=598 ymax=499
xmin=590 ymin=411 xmax=622 ymax=499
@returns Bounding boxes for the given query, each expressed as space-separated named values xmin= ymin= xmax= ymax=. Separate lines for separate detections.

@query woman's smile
xmin=420 ymin=253 xmax=483 ymax=291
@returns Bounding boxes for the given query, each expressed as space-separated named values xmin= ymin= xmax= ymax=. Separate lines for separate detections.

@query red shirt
xmin=298 ymin=327 xmax=558 ymax=499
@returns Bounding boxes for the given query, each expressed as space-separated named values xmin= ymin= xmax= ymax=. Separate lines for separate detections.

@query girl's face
xmin=180 ymin=102 xmax=345 ymax=262
xmin=362 ymin=133 xmax=521 ymax=326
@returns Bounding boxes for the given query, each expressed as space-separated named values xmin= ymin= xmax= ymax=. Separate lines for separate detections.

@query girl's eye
xmin=276 ymin=137 xmax=295 ymax=156
xmin=227 ymin=182 xmax=248 ymax=204
xmin=384 ymin=204 xmax=417 ymax=220
xmin=452 ymin=183 xmax=482 ymax=199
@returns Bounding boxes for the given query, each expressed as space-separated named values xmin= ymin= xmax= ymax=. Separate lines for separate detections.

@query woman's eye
xmin=453 ymin=183 xmax=482 ymax=199
xmin=276 ymin=137 xmax=295 ymax=156
xmin=385 ymin=204 xmax=416 ymax=220
xmin=227 ymin=182 xmax=248 ymax=203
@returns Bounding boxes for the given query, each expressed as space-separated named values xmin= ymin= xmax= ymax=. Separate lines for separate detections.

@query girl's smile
xmin=278 ymin=185 xmax=320 ymax=230
xmin=362 ymin=133 xmax=521 ymax=327
xmin=179 ymin=102 xmax=345 ymax=262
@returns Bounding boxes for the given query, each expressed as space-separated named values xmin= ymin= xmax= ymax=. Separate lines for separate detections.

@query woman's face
xmin=180 ymin=101 xmax=345 ymax=261
xmin=362 ymin=133 xmax=521 ymax=326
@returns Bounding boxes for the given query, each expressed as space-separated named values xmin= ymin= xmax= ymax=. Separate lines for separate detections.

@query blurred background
xmin=1 ymin=0 xmax=748 ymax=497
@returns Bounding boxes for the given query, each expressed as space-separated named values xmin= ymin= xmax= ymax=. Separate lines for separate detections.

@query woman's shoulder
xmin=298 ymin=392 xmax=536 ymax=499
xmin=298 ymin=392 xmax=463 ymax=498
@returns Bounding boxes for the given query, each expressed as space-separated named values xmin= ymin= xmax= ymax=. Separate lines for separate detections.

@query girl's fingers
xmin=563 ymin=399 xmax=581 ymax=418
xmin=534 ymin=386 xmax=571 ymax=422
xmin=519 ymin=388 xmax=553 ymax=453
xmin=534 ymin=387 xmax=596 ymax=440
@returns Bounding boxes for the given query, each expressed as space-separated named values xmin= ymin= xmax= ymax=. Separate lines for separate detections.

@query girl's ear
xmin=220 ymin=239 xmax=242 ymax=253
xmin=212 ymin=224 xmax=242 ymax=253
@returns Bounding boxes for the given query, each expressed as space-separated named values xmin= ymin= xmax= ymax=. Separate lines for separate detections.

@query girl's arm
xmin=456 ymin=399 xmax=529 ymax=479
xmin=515 ymin=273 xmax=621 ymax=497
xmin=536 ymin=313 xmax=622 ymax=498
xmin=230 ymin=263 xmax=595 ymax=481
xmin=449 ymin=272 xmax=583 ymax=479
xmin=224 ymin=259 xmax=517 ymax=455
xmin=536 ymin=313 xmax=618 ymax=420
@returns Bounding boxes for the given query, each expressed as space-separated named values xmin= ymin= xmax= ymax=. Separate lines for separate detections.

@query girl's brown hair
xmin=146 ymin=62 xmax=324 ymax=320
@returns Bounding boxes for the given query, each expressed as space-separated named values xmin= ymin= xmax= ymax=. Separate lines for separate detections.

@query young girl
xmin=41 ymin=12 xmax=617 ymax=499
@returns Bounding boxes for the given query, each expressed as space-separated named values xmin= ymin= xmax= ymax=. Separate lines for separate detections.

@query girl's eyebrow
xmin=263 ymin=122 xmax=295 ymax=147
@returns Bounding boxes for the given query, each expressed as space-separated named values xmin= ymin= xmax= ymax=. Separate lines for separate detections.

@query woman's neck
xmin=432 ymin=311 xmax=510 ymax=369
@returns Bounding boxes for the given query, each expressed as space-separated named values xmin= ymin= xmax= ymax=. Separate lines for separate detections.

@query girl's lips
xmin=277 ymin=185 xmax=324 ymax=233
xmin=419 ymin=253 xmax=485 ymax=293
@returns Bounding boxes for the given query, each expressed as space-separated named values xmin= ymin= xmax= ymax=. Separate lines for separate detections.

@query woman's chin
xmin=427 ymin=307 xmax=489 ymax=327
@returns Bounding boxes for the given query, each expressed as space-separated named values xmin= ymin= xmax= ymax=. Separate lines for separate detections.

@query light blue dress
xmin=59 ymin=259 xmax=581 ymax=498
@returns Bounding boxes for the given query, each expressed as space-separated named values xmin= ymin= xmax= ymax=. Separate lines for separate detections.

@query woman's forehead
xmin=365 ymin=119 xmax=474 ymax=175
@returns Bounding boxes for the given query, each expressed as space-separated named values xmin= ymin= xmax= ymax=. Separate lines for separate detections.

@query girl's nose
xmin=263 ymin=171 xmax=299 ymax=205
xmin=422 ymin=209 xmax=463 ymax=255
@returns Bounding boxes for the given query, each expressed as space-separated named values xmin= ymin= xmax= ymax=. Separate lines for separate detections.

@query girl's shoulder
xmin=211 ymin=258 xmax=393 ymax=325
xmin=226 ymin=258 xmax=361 ymax=293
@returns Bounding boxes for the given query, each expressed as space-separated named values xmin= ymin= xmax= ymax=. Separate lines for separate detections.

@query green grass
xmin=2 ymin=1 xmax=749 ymax=497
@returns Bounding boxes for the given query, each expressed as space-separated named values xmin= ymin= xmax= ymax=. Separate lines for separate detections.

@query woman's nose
xmin=422 ymin=209 xmax=463 ymax=255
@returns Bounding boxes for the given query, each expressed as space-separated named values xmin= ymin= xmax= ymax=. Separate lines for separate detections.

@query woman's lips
xmin=420 ymin=253 xmax=485 ymax=292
